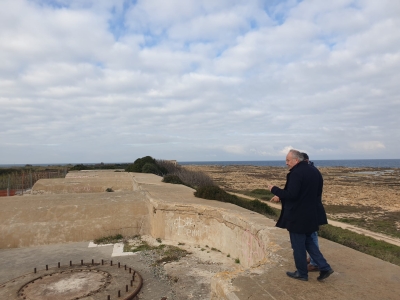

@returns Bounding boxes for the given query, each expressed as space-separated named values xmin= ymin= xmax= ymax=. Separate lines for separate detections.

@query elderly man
xmin=268 ymin=149 xmax=333 ymax=281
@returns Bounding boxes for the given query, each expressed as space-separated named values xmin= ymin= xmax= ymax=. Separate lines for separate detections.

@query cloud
xmin=350 ymin=141 xmax=386 ymax=151
xmin=0 ymin=0 xmax=399 ymax=163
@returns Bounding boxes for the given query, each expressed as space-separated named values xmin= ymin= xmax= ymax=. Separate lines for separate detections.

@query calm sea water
xmin=1 ymin=159 xmax=399 ymax=168
xmin=180 ymin=159 xmax=400 ymax=168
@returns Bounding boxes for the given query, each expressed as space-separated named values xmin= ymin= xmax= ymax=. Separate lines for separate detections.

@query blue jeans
xmin=309 ymin=231 xmax=319 ymax=266
xmin=289 ymin=231 xmax=331 ymax=278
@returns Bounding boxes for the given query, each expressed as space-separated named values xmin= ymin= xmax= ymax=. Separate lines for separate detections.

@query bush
xmin=172 ymin=168 xmax=214 ymax=189
xmin=194 ymin=186 xmax=276 ymax=217
xmin=249 ymin=189 xmax=274 ymax=200
xmin=70 ymin=164 xmax=93 ymax=171
xmin=125 ymin=156 xmax=169 ymax=176
xmin=195 ymin=186 xmax=236 ymax=201
xmin=156 ymin=160 xmax=180 ymax=173
xmin=142 ymin=162 xmax=160 ymax=174
xmin=126 ymin=156 xmax=156 ymax=173
xmin=162 ymin=175 xmax=185 ymax=185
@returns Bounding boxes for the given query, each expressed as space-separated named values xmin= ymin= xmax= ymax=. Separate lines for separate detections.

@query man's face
xmin=286 ymin=152 xmax=299 ymax=169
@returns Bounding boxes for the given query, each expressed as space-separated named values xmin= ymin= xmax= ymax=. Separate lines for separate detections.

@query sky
xmin=1 ymin=0 xmax=399 ymax=164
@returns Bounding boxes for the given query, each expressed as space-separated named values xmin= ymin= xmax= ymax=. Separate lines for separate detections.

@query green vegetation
xmin=194 ymin=186 xmax=276 ymax=217
xmin=319 ymin=224 xmax=400 ymax=266
xmin=105 ymin=188 xmax=114 ymax=192
xmin=247 ymin=189 xmax=275 ymax=200
xmin=70 ymin=163 xmax=128 ymax=171
xmin=235 ymin=258 xmax=240 ymax=264
xmin=162 ymin=174 xmax=185 ymax=185
xmin=154 ymin=245 xmax=189 ymax=265
xmin=125 ymin=156 xmax=167 ymax=175
xmin=230 ymin=190 xmax=400 ymax=267
xmin=324 ymin=205 xmax=400 ymax=239
xmin=94 ymin=234 xmax=123 ymax=244
xmin=122 ymin=235 xmax=189 ymax=265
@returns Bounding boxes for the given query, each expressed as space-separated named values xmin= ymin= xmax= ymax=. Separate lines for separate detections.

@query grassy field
xmin=234 ymin=189 xmax=400 ymax=267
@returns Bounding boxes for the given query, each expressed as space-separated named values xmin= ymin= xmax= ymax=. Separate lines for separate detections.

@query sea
xmin=180 ymin=159 xmax=400 ymax=168
xmin=1 ymin=159 xmax=400 ymax=168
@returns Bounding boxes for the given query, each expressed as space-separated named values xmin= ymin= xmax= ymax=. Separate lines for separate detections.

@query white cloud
xmin=0 ymin=0 xmax=399 ymax=163
xmin=350 ymin=141 xmax=386 ymax=151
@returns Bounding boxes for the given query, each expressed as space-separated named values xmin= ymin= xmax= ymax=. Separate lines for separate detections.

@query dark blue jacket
xmin=271 ymin=161 xmax=327 ymax=233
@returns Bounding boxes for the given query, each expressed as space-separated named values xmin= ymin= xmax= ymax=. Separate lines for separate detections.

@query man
xmin=301 ymin=152 xmax=326 ymax=272
xmin=270 ymin=152 xmax=324 ymax=272
xmin=267 ymin=149 xmax=333 ymax=281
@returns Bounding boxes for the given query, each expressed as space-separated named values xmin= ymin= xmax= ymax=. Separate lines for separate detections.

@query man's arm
xmin=270 ymin=195 xmax=280 ymax=203
xmin=268 ymin=172 xmax=302 ymax=201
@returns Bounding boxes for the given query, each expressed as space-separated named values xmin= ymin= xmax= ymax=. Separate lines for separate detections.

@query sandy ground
xmin=185 ymin=165 xmax=400 ymax=213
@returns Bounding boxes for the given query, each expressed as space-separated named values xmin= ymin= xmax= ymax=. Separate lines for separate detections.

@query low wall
xmin=132 ymin=174 xmax=280 ymax=269
xmin=0 ymin=191 xmax=150 ymax=248
xmin=1 ymin=171 xmax=281 ymax=269
xmin=32 ymin=173 xmax=134 ymax=194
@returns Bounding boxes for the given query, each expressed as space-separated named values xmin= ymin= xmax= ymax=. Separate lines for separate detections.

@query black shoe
xmin=317 ymin=269 xmax=334 ymax=281
xmin=286 ymin=271 xmax=308 ymax=281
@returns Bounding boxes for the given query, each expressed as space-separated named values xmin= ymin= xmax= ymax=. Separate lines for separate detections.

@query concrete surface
xmin=1 ymin=170 xmax=399 ymax=299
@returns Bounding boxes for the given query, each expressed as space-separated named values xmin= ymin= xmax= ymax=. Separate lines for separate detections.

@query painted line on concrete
xmin=88 ymin=242 xmax=138 ymax=257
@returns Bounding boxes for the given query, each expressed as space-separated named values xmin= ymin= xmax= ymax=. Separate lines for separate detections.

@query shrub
xmin=162 ymin=175 xmax=185 ymax=185
xmin=70 ymin=164 xmax=92 ymax=171
xmin=173 ymin=168 xmax=214 ymax=189
xmin=194 ymin=186 xmax=237 ymax=202
xmin=194 ymin=186 xmax=276 ymax=217
xmin=126 ymin=156 xmax=156 ymax=173
xmin=125 ymin=156 xmax=169 ymax=176
xmin=156 ymin=160 xmax=181 ymax=173
xmin=142 ymin=162 xmax=160 ymax=174
xmin=249 ymin=189 xmax=274 ymax=200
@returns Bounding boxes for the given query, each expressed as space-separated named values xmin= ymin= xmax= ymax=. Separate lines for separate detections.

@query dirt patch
xmin=186 ymin=165 xmax=400 ymax=238
xmin=186 ymin=165 xmax=400 ymax=212
xmin=128 ymin=235 xmax=240 ymax=300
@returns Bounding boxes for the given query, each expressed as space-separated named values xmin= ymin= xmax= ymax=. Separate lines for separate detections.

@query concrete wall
xmin=131 ymin=174 xmax=280 ymax=269
xmin=1 ymin=171 xmax=281 ymax=269
xmin=32 ymin=171 xmax=134 ymax=194
xmin=0 ymin=191 xmax=150 ymax=248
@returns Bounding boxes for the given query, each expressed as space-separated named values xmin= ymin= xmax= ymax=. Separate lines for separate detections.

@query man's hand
xmin=270 ymin=195 xmax=280 ymax=203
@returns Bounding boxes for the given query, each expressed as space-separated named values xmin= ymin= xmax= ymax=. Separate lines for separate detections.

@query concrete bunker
xmin=1 ymin=171 xmax=280 ymax=269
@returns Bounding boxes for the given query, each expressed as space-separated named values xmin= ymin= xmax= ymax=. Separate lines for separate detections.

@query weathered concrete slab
xmin=0 ymin=191 xmax=149 ymax=248
xmin=32 ymin=171 xmax=134 ymax=194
